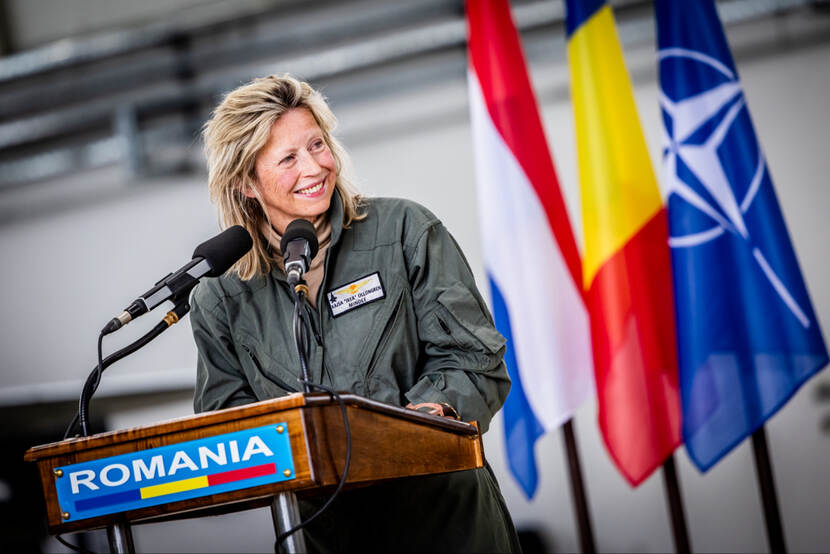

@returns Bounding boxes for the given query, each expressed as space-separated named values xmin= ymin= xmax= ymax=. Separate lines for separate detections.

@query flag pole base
xmin=751 ymin=426 xmax=787 ymax=554
xmin=662 ymin=455 xmax=691 ymax=554
xmin=561 ymin=419 xmax=596 ymax=553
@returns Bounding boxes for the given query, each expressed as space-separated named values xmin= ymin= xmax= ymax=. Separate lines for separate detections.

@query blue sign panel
xmin=55 ymin=423 xmax=296 ymax=521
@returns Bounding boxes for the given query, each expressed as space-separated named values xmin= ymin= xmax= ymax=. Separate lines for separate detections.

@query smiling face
xmin=249 ymin=108 xmax=337 ymax=234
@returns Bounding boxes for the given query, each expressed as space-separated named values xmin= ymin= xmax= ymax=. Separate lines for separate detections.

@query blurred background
xmin=1 ymin=0 xmax=828 ymax=552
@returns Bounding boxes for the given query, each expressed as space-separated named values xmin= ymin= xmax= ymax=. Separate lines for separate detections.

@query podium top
xmin=24 ymin=392 xmax=478 ymax=461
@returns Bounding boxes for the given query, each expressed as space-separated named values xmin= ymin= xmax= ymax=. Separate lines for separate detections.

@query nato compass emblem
xmin=658 ymin=47 xmax=810 ymax=328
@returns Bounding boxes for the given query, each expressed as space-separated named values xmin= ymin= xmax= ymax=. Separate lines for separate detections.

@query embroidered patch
xmin=327 ymin=272 xmax=386 ymax=317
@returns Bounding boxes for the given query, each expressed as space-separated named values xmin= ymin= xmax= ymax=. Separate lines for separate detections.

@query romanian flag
xmin=565 ymin=0 xmax=682 ymax=485
xmin=467 ymin=0 xmax=594 ymax=497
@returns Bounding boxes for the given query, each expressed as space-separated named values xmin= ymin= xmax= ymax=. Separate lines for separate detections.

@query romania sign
xmin=55 ymin=424 xmax=296 ymax=521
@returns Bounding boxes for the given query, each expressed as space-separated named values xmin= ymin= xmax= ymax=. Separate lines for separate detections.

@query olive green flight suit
xmin=191 ymin=191 xmax=521 ymax=553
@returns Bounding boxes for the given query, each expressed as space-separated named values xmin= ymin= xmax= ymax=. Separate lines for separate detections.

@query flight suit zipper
xmin=240 ymin=343 xmax=298 ymax=393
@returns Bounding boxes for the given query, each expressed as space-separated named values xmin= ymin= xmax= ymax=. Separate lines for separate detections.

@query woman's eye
xmin=280 ymin=154 xmax=295 ymax=165
xmin=310 ymin=139 xmax=325 ymax=151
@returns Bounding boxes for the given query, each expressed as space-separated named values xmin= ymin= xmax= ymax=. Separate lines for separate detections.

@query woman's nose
xmin=297 ymin=150 xmax=322 ymax=175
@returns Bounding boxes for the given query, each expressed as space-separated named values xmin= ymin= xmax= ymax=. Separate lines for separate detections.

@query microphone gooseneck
xmin=280 ymin=218 xmax=320 ymax=395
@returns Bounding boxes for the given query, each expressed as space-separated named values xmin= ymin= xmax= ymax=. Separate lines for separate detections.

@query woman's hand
xmin=405 ymin=402 xmax=460 ymax=420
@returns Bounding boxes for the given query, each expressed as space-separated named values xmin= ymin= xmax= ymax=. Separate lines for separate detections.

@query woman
xmin=192 ymin=74 xmax=520 ymax=553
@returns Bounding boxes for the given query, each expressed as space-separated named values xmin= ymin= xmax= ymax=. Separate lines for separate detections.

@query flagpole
xmin=751 ymin=426 xmax=787 ymax=553
xmin=561 ymin=419 xmax=596 ymax=553
xmin=661 ymin=455 xmax=691 ymax=554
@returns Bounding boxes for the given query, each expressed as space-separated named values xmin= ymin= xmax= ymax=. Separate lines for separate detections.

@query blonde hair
xmin=203 ymin=74 xmax=365 ymax=279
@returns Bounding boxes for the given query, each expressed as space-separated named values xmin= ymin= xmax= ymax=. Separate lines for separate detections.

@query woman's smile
xmin=294 ymin=179 xmax=326 ymax=197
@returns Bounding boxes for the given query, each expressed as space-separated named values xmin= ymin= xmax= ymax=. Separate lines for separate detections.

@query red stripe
xmin=585 ymin=210 xmax=682 ymax=485
xmin=207 ymin=462 xmax=277 ymax=486
xmin=466 ymin=0 xmax=583 ymax=294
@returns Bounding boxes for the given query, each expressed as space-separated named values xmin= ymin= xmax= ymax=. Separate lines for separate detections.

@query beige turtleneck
xmin=261 ymin=216 xmax=332 ymax=307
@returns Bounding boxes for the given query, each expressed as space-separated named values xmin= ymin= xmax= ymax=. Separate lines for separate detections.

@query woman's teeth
xmin=296 ymin=182 xmax=323 ymax=196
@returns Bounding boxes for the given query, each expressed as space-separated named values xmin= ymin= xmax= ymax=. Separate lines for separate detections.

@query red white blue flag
xmin=466 ymin=0 xmax=594 ymax=497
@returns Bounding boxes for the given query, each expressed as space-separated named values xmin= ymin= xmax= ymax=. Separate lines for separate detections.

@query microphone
xmin=102 ymin=225 xmax=253 ymax=334
xmin=280 ymin=219 xmax=319 ymax=287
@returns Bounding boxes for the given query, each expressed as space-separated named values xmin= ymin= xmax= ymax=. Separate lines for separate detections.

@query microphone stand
xmin=291 ymin=280 xmax=313 ymax=394
xmin=71 ymin=276 xmax=197 ymax=439
xmin=280 ymin=277 xmax=353 ymax=554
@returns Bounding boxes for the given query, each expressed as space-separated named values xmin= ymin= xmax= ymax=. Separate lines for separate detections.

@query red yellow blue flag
xmin=565 ymin=0 xmax=682 ymax=485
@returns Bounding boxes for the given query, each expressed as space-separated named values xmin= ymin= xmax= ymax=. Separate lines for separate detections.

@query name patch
xmin=54 ymin=424 xmax=295 ymax=521
xmin=327 ymin=272 xmax=385 ymax=317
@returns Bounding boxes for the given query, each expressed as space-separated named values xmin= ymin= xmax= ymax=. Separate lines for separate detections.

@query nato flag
xmin=655 ymin=0 xmax=828 ymax=471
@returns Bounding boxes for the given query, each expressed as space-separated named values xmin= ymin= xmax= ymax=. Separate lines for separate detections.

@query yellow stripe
xmin=140 ymin=475 xmax=209 ymax=499
xmin=567 ymin=5 xmax=662 ymax=288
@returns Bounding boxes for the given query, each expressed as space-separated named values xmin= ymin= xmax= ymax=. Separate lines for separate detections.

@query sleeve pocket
xmin=434 ymin=283 xmax=506 ymax=354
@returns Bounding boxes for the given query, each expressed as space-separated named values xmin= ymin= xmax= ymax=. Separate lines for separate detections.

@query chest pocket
xmin=365 ymin=288 xmax=407 ymax=375
xmin=352 ymin=283 xmax=408 ymax=373
xmin=237 ymin=335 xmax=300 ymax=397
xmin=431 ymin=282 xmax=505 ymax=354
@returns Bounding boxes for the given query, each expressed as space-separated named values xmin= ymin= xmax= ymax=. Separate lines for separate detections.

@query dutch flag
xmin=466 ymin=0 xmax=594 ymax=497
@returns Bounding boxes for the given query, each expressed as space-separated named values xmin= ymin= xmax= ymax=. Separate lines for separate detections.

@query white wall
xmin=6 ymin=6 xmax=830 ymax=553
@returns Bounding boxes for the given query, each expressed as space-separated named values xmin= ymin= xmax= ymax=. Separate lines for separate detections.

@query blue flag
xmin=655 ymin=0 xmax=828 ymax=471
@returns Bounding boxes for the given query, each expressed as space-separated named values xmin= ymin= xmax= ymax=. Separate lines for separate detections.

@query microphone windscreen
xmin=193 ymin=225 xmax=253 ymax=277
xmin=280 ymin=219 xmax=319 ymax=260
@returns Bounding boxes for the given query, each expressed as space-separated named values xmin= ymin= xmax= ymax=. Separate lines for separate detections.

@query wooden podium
xmin=24 ymin=392 xmax=484 ymax=552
